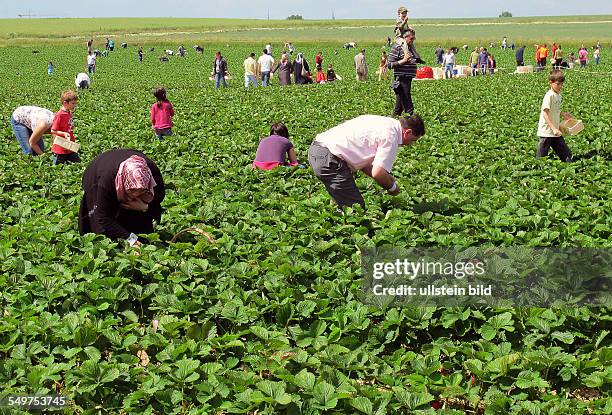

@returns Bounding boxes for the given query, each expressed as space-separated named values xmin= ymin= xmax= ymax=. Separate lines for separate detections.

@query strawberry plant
xmin=0 ymin=42 xmax=611 ymax=414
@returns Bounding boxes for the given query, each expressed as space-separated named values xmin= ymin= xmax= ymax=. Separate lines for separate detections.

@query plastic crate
xmin=53 ymin=136 xmax=81 ymax=152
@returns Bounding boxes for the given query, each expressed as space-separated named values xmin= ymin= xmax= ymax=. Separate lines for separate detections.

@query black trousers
xmin=392 ymin=76 xmax=414 ymax=116
xmin=536 ymin=136 xmax=572 ymax=162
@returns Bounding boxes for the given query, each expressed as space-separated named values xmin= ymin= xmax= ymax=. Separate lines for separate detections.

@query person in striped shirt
xmin=387 ymin=29 xmax=423 ymax=116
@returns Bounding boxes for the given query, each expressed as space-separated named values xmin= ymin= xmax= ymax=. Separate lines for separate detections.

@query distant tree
xmin=499 ymin=11 xmax=513 ymax=18
xmin=286 ymin=15 xmax=303 ymax=20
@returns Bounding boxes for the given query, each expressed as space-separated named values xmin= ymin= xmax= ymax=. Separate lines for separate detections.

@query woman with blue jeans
xmin=442 ymin=49 xmax=455 ymax=79
xmin=11 ymin=106 xmax=54 ymax=155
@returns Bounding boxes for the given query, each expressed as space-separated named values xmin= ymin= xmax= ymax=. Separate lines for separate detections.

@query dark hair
xmin=263 ymin=49 xmax=268 ymax=54
xmin=549 ymin=70 xmax=565 ymax=83
xmin=400 ymin=114 xmax=425 ymax=137
xmin=250 ymin=52 xmax=255 ymax=57
xmin=154 ymin=87 xmax=168 ymax=107
xmin=270 ymin=122 xmax=289 ymax=138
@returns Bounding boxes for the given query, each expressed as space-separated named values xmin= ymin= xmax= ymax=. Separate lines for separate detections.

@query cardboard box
xmin=514 ymin=65 xmax=534 ymax=74
xmin=560 ymin=118 xmax=584 ymax=136
xmin=53 ymin=136 xmax=81 ymax=152
xmin=433 ymin=67 xmax=444 ymax=80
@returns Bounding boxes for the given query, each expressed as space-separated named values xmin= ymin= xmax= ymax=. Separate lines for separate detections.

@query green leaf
xmin=294 ymin=369 xmax=316 ymax=391
xmin=256 ymin=380 xmax=292 ymax=405
xmin=551 ymin=331 xmax=574 ymax=344
xmin=313 ymin=381 xmax=338 ymax=409
xmin=350 ymin=396 xmax=373 ymax=414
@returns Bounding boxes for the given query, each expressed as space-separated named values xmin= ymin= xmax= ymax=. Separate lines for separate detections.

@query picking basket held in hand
xmin=560 ymin=118 xmax=584 ymax=136
xmin=53 ymin=136 xmax=81 ymax=152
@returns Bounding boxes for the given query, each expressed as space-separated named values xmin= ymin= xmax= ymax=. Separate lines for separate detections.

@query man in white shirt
xmin=87 ymin=53 xmax=96 ymax=74
xmin=75 ymin=72 xmax=91 ymax=89
xmin=308 ymin=114 xmax=425 ymax=208
xmin=257 ymin=49 xmax=275 ymax=86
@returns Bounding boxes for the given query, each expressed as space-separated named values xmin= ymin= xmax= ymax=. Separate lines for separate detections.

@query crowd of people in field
xmin=9 ymin=6 xmax=599 ymax=248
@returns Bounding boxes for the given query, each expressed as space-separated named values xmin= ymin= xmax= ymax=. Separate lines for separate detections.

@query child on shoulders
xmin=253 ymin=122 xmax=298 ymax=170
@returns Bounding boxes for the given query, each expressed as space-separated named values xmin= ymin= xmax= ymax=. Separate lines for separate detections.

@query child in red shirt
xmin=51 ymin=90 xmax=81 ymax=165
xmin=316 ymin=68 xmax=327 ymax=83
xmin=150 ymin=87 xmax=174 ymax=139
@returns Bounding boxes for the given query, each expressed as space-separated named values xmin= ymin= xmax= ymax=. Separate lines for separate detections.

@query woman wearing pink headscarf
xmin=79 ymin=149 xmax=165 ymax=246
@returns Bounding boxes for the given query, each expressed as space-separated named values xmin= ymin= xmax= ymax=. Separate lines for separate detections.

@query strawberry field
xmin=1 ymin=41 xmax=612 ymax=414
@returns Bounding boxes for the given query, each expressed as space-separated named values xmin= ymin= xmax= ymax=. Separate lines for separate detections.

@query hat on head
xmin=398 ymin=6 xmax=408 ymax=13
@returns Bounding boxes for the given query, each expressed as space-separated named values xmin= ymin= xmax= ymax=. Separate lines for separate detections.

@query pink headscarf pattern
xmin=115 ymin=155 xmax=156 ymax=203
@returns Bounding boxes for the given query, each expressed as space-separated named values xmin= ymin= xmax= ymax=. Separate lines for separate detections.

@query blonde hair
xmin=61 ymin=90 xmax=78 ymax=104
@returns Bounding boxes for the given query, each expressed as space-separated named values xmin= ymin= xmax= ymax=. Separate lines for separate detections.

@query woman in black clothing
xmin=79 ymin=149 xmax=165 ymax=246
xmin=292 ymin=53 xmax=312 ymax=85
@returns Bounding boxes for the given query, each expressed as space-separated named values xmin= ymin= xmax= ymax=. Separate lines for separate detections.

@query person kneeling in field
xmin=308 ymin=114 xmax=425 ymax=208
xmin=79 ymin=149 xmax=165 ymax=247
xmin=253 ymin=122 xmax=299 ymax=170
xmin=536 ymin=70 xmax=574 ymax=162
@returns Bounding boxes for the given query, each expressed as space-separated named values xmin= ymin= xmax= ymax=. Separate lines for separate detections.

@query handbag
xmin=301 ymin=64 xmax=308 ymax=77
xmin=391 ymin=79 xmax=401 ymax=90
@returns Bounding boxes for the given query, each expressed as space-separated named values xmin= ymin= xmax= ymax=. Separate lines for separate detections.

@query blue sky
xmin=3 ymin=0 xmax=612 ymax=19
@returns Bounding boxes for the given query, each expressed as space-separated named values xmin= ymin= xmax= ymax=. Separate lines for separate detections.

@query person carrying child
xmin=536 ymin=70 xmax=574 ymax=162
xmin=150 ymin=87 xmax=174 ymax=139
xmin=51 ymin=90 xmax=81 ymax=165
xmin=253 ymin=122 xmax=298 ymax=170
xmin=394 ymin=6 xmax=421 ymax=65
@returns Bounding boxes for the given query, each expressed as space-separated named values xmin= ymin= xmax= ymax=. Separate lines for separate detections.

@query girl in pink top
xmin=150 ymin=87 xmax=174 ymax=139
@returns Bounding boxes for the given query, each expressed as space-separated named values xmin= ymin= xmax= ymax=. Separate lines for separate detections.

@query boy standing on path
xmin=536 ymin=70 xmax=573 ymax=162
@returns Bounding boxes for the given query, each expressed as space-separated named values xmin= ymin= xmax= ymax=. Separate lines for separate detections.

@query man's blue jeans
xmin=261 ymin=71 xmax=271 ymax=86
xmin=215 ymin=73 xmax=227 ymax=88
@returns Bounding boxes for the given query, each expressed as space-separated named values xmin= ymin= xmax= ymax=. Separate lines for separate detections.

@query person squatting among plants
xmin=51 ymin=90 xmax=81 ymax=165
xmin=536 ymin=70 xmax=574 ymax=162
xmin=75 ymin=72 xmax=91 ymax=90
xmin=308 ymin=114 xmax=425 ymax=209
xmin=79 ymin=149 xmax=165 ymax=248
xmin=252 ymin=122 xmax=299 ymax=170
xmin=150 ymin=87 xmax=174 ymax=139
xmin=11 ymin=105 xmax=54 ymax=156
